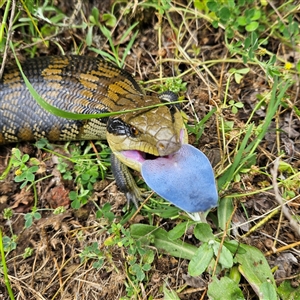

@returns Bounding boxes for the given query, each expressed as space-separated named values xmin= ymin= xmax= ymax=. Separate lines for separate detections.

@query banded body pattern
xmin=0 ymin=55 xmax=187 ymax=205
xmin=0 ymin=55 xmax=144 ymax=144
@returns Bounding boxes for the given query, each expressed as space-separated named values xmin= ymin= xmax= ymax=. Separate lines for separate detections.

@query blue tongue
xmin=141 ymin=144 xmax=218 ymax=213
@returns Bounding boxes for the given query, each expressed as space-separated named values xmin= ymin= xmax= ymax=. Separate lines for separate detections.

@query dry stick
xmin=0 ymin=0 xmax=16 ymax=79
xmin=265 ymin=240 xmax=300 ymax=256
xmin=212 ymin=203 xmax=237 ymax=276
xmin=271 ymin=157 xmax=300 ymax=237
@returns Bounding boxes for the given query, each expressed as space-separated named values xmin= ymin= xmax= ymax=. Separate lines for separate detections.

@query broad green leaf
xmin=259 ymin=281 xmax=278 ymax=300
xmin=236 ymin=244 xmax=276 ymax=299
xmin=219 ymin=7 xmax=231 ymax=22
xmin=33 ymin=212 xmax=41 ymax=220
xmin=237 ymin=68 xmax=250 ymax=74
xmin=167 ymin=221 xmax=190 ymax=240
xmin=188 ymin=242 xmax=214 ymax=276
xmin=251 ymin=10 xmax=261 ymax=21
xmin=213 ymin=241 xmax=233 ymax=269
xmin=207 ymin=276 xmax=244 ymax=300
xmin=194 ymin=223 xmax=214 ymax=242
xmin=130 ymin=224 xmax=197 ymax=260
xmin=237 ymin=16 xmax=247 ymax=26
xmin=207 ymin=1 xmax=218 ymax=12
xmin=246 ymin=21 xmax=259 ymax=32
xmin=163 ymin=284 xmax=180 ymax=300
xmin=223 ymin=240 xmax=246 ymax=255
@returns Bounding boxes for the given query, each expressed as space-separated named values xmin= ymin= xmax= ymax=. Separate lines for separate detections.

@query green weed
xmin=52 ymin=142 xmax=110 ymax=209
xmin=130 ymin=221 xmax=277 ymax=299
xmin=79 ymin=242 xmax=104 ymax=269
xmin=1 ymin=0 xmax=300 ymax=299
xmin=88 ymin=6 xmax=139 ymax=67
xmin=11 ymin=148 xmax=38 ymax=189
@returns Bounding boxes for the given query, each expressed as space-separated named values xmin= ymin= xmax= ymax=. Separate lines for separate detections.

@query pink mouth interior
xmin=121 ymin=149 xmax=147 ymax=163
xmin=121 ymin=128 xmax=185 ymax=164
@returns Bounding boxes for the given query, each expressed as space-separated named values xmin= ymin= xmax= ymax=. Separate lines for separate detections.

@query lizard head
xmin=106 ymin=92 xmax=188 ymax=172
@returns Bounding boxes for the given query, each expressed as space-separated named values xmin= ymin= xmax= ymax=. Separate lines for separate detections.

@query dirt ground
xmin=0 ymin=1 xmax=299 ymax=299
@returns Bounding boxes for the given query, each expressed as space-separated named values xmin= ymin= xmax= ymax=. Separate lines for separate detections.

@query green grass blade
xmin=218 ymin=78 xmax=293 ymax=191
xmin=217 ymin=123 xmax=254 ymax=190
xmin=121 ymin=29 xmax=139 ymax=67
xmin=0 ymin=229 xmax=16 ymax=300
xmin=10 ymin=44 xmax=184 ymax=121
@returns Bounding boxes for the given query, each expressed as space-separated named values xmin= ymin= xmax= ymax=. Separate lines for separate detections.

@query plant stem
xmin=0 ymin=229 xmax=16 ymax=300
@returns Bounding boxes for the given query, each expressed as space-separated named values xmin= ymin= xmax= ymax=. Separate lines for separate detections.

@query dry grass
xmin=0 ymin=0 xmax=300 ymax=299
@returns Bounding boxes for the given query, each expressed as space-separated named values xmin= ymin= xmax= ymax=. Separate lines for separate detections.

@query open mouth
xmin=121 ymin=149 xmax=172 ymax=163
xmin=122 ymin=144 xmax=219 ymax=213
xmin=120 ymin=128 xmax=187 ymax=166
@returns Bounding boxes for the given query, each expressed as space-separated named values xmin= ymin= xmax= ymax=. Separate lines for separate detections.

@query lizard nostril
xmin=156 ymin=139 xmax=181 ymax=156
xmin=157 ymin=142 xmax=165 ymax=150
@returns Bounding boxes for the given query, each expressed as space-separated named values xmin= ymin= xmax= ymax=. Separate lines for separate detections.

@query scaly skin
xmin=0 ymin=55 xmax=188 ymax=205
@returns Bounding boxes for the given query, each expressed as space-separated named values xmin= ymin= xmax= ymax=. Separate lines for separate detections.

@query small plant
xmin=10 ymin=148 xmax=42 ymax=228
xmin=23 ymin=247 xmax=34 ymax=259
xmin=88 ymin=6 xmax=139 ymax=67
xmin=155 ymin=78 xmax=187 ymax=94
xmin=3 ymin=208 xmax=13 ymax=221
xmin=2 ymin=234 xmax=17 ymax=253
xmin=24 ymin=209 xmax=41 ymax=228
xmin=53 ymin=142 xmax=110 ymax=209
xmin=95 ymin=202 xmax=115 ymax=221
xmin=130 ymin=222 xmax=277 ymax=299
xmin=11 ymin=148 xmax=39 ymax=189
xmin=79 ymin=242 xmax=104 ymax=269
xmin=186 ymin=108 xmax=216 ymax=143
xmin=111 ymin=224 xmax=155 ymax=297
xmin=227 ymin=99 xmax=244 ymax=114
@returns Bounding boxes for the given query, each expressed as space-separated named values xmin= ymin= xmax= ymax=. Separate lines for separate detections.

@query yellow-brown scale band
xmin=0 ymin=55 xmax=144 ymax=144
xmin=0 ymin=55 xmax=188 ymax=206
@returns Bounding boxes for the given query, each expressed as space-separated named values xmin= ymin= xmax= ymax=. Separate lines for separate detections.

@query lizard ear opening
xmin=159 ymin=91 xmax=181 ymax=114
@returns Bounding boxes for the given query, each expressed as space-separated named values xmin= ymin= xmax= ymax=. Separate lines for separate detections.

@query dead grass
xmin=0 ymin=0 xmax=300 ymax=299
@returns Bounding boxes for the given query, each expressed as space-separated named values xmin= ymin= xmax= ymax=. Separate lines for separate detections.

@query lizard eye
xmin=130 ymin=126 xmax=139 ymax=137
xmin=107 ymin=118 xmax=139 ymax=138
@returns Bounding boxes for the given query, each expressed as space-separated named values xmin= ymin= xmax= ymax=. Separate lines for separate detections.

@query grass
xmin=0 ymin=0 xmax=300 ymax=299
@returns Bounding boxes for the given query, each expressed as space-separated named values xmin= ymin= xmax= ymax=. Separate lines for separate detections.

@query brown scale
xmin=0 ymin=55 xmax=147 ymax=144
xmin=0 ymin=55 xmax=185 ymax=160
xmin=0 ymin=55 xmax=187 ymax=205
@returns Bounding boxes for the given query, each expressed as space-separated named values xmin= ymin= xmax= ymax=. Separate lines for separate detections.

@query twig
xmin=0 ymin=0 xmax=16 ymax=79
